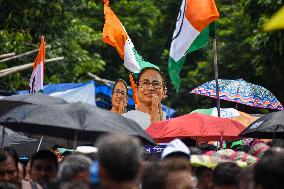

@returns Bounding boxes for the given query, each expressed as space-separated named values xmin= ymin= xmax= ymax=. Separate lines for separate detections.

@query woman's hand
xmin=150 ymin=94 xmax=163 ymax=124
xmin=117 ymin=100 xmax=126 ymax=114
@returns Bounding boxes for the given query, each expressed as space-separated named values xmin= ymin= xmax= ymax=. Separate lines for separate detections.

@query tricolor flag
xmin=29 ymin=36 xmax=45 ymax=93
xmin=102 ymin=0 xmax=158 ymax=74
xmin=168 ymin=0 xmax=219 ymax=92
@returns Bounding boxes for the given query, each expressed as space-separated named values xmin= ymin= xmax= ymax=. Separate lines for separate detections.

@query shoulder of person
xmin=21 ymin=180 xmax=43 ymax=189
xmin=123 ymin=110 xmax=148 ymax=117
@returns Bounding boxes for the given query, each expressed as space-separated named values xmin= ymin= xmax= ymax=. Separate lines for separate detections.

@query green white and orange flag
xmin=102 ymin=0 xmax=158 ymax=74
xmin=29 ymin=36 xmax=45 ymax=94
xmin=168 ymin=0 xmax=219 ymax=92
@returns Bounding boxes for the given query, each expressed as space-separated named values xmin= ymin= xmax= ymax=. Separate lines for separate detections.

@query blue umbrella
xmin=191 ymin=79 xmax=283 ymax=110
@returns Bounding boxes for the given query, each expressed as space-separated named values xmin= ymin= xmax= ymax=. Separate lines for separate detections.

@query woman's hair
xmin=112 ymin=79 xmax=128 ymax=96
xmin=137 ymin=67 xmax=166 ymax=91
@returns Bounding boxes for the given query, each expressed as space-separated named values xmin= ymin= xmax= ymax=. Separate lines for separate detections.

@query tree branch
xmin=0 ymin=45 xmax=51 ymax=64
xmin=0 ymin=57 xmax=64 ymax=78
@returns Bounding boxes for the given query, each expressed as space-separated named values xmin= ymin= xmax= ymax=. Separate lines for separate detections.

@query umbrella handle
xmin=37 ymin=136 xmax=43 ymax=151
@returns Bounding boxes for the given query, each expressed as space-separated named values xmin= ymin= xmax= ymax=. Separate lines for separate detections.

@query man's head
xmin=96 ymin=134 xmax=143 ymax=184
xmin=57 ymin=153 xmax=92 ymax=184
xmin=137 ymin=68 xmax=166 ymax=105
xmin=111 ymin=79 xmax=128 ymax=112
xmin=0 ymin=149 xmax=19 ymax=185
xmin=142 ymin=159 xmax=193 ymax=189
xmin=195 ymin=166 xmax=213 ymax=189
xmin=253 ymin=147 xmax=284 ymax=189
xmin=212 ymin=162 xmax=241 ymax=189
xmin=30 ymin=150 xmax=58 ymax=185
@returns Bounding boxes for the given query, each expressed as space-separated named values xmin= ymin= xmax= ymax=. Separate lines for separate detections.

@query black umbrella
xmin=0 ymin=126 xmax=36 ymax=146
xmin=239 ymin=111 xmax=284 ymax=138
xmin=0 ymin=93 xmax=67 ymax=116
xmin=0 ymin=102 xmax=156 ymax=146
xmin=0 ymin=126 xmax=55 ymax=156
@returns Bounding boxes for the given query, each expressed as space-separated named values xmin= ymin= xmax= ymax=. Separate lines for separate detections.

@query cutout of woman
xmin=111 ymin=79 xmax=128 ymax=114
xmin=123 ymin=67 xmax=167 ymax=129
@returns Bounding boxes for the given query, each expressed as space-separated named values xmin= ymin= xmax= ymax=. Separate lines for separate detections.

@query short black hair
xmin=195 ymin=166 xmax=212 ymax=180
xmin=0 ymin=147 xmax=19 ymax=167
xmin=137 ymin=67 xmax=166 ymax=88
xmin=142 ymin=162 xmax=166 ymax=189
xmin=212 ymin=162 xmax=241 ymax=187
xmin=30 ymin=150 xmax=58 ymax=169
xmin=96 ymin=134 xmax=143 ymax=182
xmin=112 ymin=79 xmax=128 ymax=96
xmin=254 ymin=148 xmax=284 ymax=189
xmin=58 ymin=153 xmax=92 ymax=181
xmin=142 ymin=159 xmax=191 ymax=189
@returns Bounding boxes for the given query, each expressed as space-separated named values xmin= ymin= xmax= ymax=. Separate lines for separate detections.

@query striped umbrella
xmin=191 ymin=79 xmax=283 ymax=110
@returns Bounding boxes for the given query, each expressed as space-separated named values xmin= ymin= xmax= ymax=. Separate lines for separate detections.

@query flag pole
xmin=212 ymin=23 xmax=221 ymax=117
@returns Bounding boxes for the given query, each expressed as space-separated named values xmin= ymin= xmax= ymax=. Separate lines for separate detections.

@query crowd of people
xmin=0 ymin=67 xmax=283 ymax=189
xmin=0 ymin=135 xmax=283 ymax=189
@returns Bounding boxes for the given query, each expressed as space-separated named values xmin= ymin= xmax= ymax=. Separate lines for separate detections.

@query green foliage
xmin=0 ymin=0 xmax=283 ymax=114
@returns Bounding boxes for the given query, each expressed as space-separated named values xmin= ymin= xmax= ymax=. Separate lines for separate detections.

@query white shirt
xmin=123 ymin=110 xmax=166 ymax=130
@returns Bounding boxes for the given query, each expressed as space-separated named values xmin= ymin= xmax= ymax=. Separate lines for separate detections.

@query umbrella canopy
xmin=0 ymin=93 xmax=67 ymax=116
xmin=191 ymin=107 xmax=258 ymax=127
xmin=0 ymin=126 xmax=36 ymax=146
xmin=239 ymin=111 xmax=284 ymax=138
xmin=0 ymin=102 xmax=155 ymax=146
xmin=191 ymin=79 xmax=283 ymax=110
xmin=146 ymin=113 xmax=245 ymax=143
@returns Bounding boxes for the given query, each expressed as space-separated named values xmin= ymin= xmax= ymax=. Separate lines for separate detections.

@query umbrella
xmin=228 ymin=151 xmax=258 ymax=166
xmin=190 ymin=155 xmax=220 ymax=168
xmin=239 ymin=111 xmax=284 ymax=138
xmin=0 ymin=93 xmax=67 ymax=116
xmin=0 ymin=102 xmax=156 ymax=146
xmin=0 ymin=126 xmax=36 ymax=146
xmin=6 ymin=140 xmax=53 ymax=157
xmin=0 ymin=126 xmax=54 ymax=156
xmin=146 ymin=113 xmax=245 ymax=143
xmin=191 ymin=107 xmax=258 ymax=127
xmin=191 ymin=79 xmax=283 ymax=110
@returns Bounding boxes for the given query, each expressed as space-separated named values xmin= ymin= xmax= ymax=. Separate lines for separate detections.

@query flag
xmin=168 ymin=0 xmax=219 ymax=92
xmin=29 ymin=36 xmax=45 ymax=93
xmin=102 ymin=0 xmax=158 ymax=74
xmin=264 ymin=6 xmax=284 ymax=31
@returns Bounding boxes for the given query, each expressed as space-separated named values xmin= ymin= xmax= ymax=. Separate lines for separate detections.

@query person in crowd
xmin=111 ymin=79 xmax=128 ymax=114
xmin=253 ymin=147 xmax=284 ymax=189
xmin=142 ymin=159 xmax=194 ymax=189
xmin=45 ymin=180 xmax=89 ymax=189
xmin=57 ymin=153 xmax=92 ymax=185
xmin=212 ymin=162 xmax=241 ymax=189
xmin=24 ymin=160 xmax=31 ymax=181
xmin=95 ymin=134 xmax=143 ymax=189
xmin=123 ymin=67 xmax=167 ymax=129
xmin=17 ymin=162 xmax=24 ymax=180
xmin=161 ymin=139 xmax=191 ymax=160
xmin=0 ymin=149 xmax=42 ymax=189
xmin=238 ymin=168 xmax=254 ymax=189
xmin=30 ymin=150 xmax=58 ymax=186
xmin=51 ymin=145 xmax=63 ymax=162
xmin=194 ymin=166 xmax=213 ymax=189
